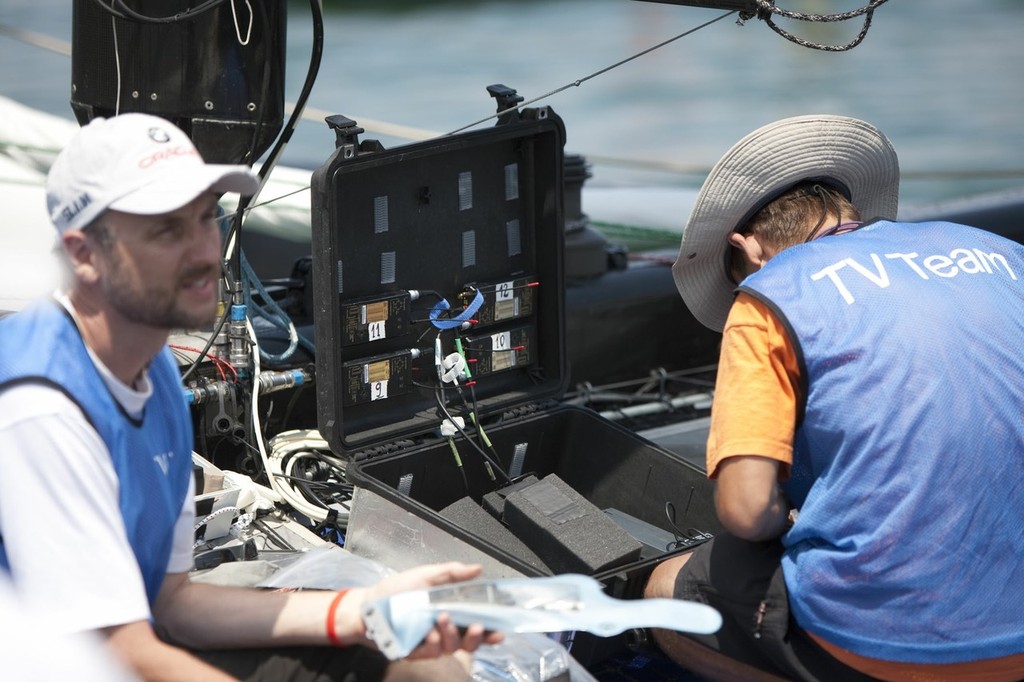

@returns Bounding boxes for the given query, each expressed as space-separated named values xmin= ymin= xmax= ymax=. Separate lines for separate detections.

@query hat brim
xmin=108 ymin=164 xmax=260 ymax=216
xmin=672 ymin=115 xmax=900 ymax=332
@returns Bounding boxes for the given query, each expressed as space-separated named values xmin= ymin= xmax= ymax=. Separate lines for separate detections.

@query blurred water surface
xmin=2 ymin=0 xmax=1022 ymax=206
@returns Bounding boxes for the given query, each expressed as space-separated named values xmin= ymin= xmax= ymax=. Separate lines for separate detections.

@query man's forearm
xmin=152 ymin=562 xmax=499 ymax=656
xmin=152 ymin=574 xmax=358 ymax=651
xmin=713 ymin=455 xmax=789 ymax=541
xmin=103 ymin=620 xmax=236 ymax=682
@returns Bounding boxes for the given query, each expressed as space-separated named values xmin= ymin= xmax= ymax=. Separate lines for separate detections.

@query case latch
xmin=486 ymin=84 xmax=524 ymax=125
xmin=325 ymin=114 xmax=365 ymax=158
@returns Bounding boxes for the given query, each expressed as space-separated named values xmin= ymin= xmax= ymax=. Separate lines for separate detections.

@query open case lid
xmin=310 ymin=106 xmax=568 ymax=458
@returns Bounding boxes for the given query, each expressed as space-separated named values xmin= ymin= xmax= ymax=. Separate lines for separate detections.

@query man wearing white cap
xmin=0 ymin=113 xmax=499 ymax=680
xmin=644 ymin=115 xmax=1024 ymax=680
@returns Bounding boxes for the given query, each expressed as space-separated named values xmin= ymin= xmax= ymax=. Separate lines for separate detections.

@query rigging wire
xmin=446 ymin=0 xmax=891 ymax=135
xmin=446 ymin=10 xmax=738 ymax=136
xmin=7 ymin=2 xmax=1018 ymax=190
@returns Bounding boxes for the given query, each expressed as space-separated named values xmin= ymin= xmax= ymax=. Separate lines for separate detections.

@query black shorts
xmin=672 ymin=533 xmax=878 ymax=682
xmin=193 ymin=644 xmax=390 ymax=682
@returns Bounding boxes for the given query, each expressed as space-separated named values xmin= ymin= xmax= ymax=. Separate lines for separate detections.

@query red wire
xmin=170 ymin=344 xmax=237 ymax=382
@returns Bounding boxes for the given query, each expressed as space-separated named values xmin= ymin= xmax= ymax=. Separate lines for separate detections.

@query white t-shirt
xmin=0 ymin=307 xmax=194 ymax=634
xmin=0 ymin=573 xmax=140 ymax=681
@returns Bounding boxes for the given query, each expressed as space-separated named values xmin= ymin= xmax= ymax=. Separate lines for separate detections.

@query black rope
xmin=749 ymin=0 xmax=891 ymax=52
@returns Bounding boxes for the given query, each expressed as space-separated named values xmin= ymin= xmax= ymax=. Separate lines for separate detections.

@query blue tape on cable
xmin=428 ymin=290 xmax=484 ymax=330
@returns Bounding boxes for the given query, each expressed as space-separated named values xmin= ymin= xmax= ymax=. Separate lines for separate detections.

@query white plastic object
xmin=362 ymin=574 xmax=722 ymax=660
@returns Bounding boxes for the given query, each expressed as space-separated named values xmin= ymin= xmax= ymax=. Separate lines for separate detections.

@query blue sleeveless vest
xmin=741 ymin=220 xmax=1024 ymax=663
xmin=0 ymin=300 xmax=193 ymax=604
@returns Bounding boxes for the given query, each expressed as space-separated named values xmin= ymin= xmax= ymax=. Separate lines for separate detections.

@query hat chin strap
xmin=801 ymin=183 xmax=840 ymax=243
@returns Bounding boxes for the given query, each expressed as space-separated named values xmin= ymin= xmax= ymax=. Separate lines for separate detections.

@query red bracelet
xmin=326 ymin=588 xmax=351 ymax=647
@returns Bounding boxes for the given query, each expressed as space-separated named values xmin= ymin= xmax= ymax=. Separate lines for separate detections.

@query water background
xmin=2 ymin=0 xmax=1023 ymax=209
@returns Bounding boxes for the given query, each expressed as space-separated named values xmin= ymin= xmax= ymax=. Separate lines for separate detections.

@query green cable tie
xmin=454 ymin=338 xmax=473 ymax=379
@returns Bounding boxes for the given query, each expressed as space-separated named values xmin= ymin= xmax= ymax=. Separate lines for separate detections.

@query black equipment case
xmin=309 ymin=100 xmax=721 ymax=657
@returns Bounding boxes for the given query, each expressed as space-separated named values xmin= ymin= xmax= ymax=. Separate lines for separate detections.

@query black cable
xmin=448 ymin=438 xmax=471 ymax=496
xmin=176 ymin=0 xmax=323 ymax=382
xmin=434 ymin=388 xmax=512 ymax=485
xmin=227 ymin=0 xmax=324 ymax=313
xmin=279 ymin=449 xmax=354 ymax=506
xmin=241 ymin=0 xmax=273 ymax=167
xmin=180 ymin=302 xmax=231 ymax=385
xmin=234 ymin=434 xmax=269 ymax=486
xmin=244 ymin=0 xmax=324 ymax=189
xmin=459 ymin=382 xmax=505 ymax=467
xmin=90 ymin=0 xmax=230 ymax=24
xmin=664 ymin=495 xmax=713 ymax=550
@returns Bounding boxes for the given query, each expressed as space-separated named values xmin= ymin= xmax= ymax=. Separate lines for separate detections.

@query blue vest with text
xmin=741 ymin=220 xmax=1024 ymax=663
xmin=0 ymin=300 xmax=192 ymax=604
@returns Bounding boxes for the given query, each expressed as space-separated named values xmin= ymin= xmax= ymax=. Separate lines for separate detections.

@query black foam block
xmin=503 ymin=474 xmax=643 ymax=574
xmin=439 ymin=496 xmax=550 ymax=573
xmin=481 ymin=474 xmax=539 ymax=519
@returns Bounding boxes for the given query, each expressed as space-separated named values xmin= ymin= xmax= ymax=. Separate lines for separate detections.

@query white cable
xmin=229 ymin=0 xmax=253 ymax=46
xmin=110 ymin=16 xmax=122 ymax=115
xmin=247 ymin=319 xmax=330 ymax=523
xmin=259 ymin=311 xmax=299 ymax=362
xmin=283 ymin=451 xmax=350 ymax=524
xmin=268 ymin=429 xmax=351 ymax=526
xmin=440 ymin=352 xmax=466 ymax=385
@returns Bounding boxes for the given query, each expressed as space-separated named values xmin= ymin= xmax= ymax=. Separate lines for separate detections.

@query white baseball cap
xmin=672 ymin=114 xmax=900 ymax=332
xmin=46 ymin=113 xmax=260 ymax=234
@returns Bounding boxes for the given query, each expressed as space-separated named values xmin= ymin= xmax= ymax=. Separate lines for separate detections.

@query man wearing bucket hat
xmin=644 ymin=115 xmax=1024 ymax=681
xmin=0 ymin=113 xmax=499 ymax=680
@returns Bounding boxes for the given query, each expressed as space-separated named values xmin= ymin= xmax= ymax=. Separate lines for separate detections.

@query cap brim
xmin=672 ymin=115 xmax=900 ymax=332
xmin=108 ymin=164 xmax=260 ymax=216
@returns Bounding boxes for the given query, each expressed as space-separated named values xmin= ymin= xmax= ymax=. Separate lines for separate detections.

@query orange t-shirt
xmin=706 ymin=293 xmax=801 ymax=480
xmin=708 ymin=292 xmax=1024 ymax=681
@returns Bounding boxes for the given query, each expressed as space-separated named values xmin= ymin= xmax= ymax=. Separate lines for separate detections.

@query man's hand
xmin=338 ymin=562 xmax=504 ymax=657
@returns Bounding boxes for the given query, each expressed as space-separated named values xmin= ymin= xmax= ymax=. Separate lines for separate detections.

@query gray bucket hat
xmin=672 ymin=114 xmax=900 ymax=331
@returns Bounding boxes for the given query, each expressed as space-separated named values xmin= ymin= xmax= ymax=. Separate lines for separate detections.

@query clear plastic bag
xmin=255 ymin=544 xmax=393 ymax=590
xmin=472 ymin=632 xmax=596 ymax=682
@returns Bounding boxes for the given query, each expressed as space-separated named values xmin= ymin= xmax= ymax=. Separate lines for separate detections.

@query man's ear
xmin=61 ymin=230 xmax=102 ymax=285
xmin=727 ymin=231 xmax=766 ymax=259
xmin=727 ymin=231 xmax=768 ymax=282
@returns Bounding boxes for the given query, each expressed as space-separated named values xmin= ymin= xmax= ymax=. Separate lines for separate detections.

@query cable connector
xmin=228 ymin=301 xmax=250 ymax=377
xmin=257 ymin=368 xmax=313 ymax=395
xmin=438 ymin=416 xmax=466 ymax=438
xmin=184 ymin=380 xmax=231 ymax=406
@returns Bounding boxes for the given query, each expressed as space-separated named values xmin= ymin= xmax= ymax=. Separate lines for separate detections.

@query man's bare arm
xmin=102 ymin=620 xmax=235 ymax=681
xmin=714 ymin=455 xmax=789 ymax=541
